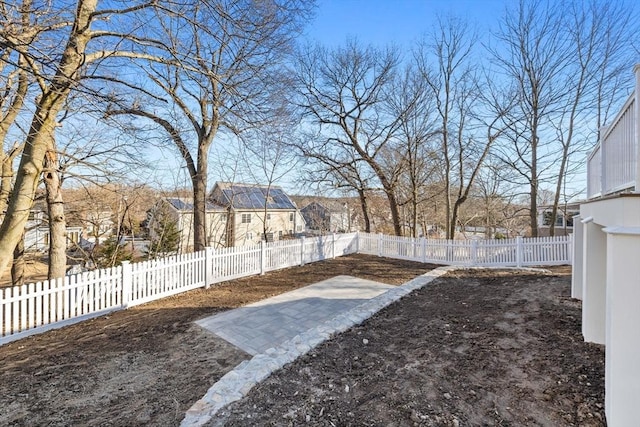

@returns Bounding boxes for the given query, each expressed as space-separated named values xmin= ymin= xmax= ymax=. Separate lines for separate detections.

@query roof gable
xmin=166 ymin=197 xmax=225 ymax=212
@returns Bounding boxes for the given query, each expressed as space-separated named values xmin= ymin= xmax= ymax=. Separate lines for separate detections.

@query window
xmin=241 ymin=213 xmax=251 ymax=224
xmin=288 ymin=229 xmax=293 ymax=235
xmin=296 ymin=225 xmax=302 ymax=232
xmin=246 ymin=232 xmax=253 ymax=240
xmin=542 ymin=211 xmax=564 ymax=226
xmin=278 ymin=230 xmax=283 ymax=239
xmin=67 ymin=231 xmax=80 ymax=244
xmin=266 ymin=213 xmax=271 ymax=221
xmin=289 ymin=213 xmax=294 ymax=221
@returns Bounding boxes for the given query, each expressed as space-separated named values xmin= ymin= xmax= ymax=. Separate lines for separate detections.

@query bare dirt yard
xmin=0 ymin=256 xmax=604 ymax=427
xmin=211 ymin=268 xmax=605 ymax=427
xmin=0 ymin=254 xmax=435 ymax=426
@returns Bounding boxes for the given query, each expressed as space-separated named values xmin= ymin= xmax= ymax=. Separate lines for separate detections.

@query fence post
xmin=332 ymin=233 xmax=336 ymax=259
xmin=260 ymin=240 xmax=266 ymax=275
xmin=355 ymin=231 xmax=360 ymax=254
xmin=567 ymin=234 xmax=573 ymax=266
xmin=205 ymin=247 xmax=213 ymax=289
xmin=471 ymin=240 xmax=479 ymax=266
xmin=421 ymin=237 xmax=427 ymax=263
xmin=516 ymin=236 xmax=523 ymax=267
xmin=300 ymin=236 xmax=306 ymax=266
xmin=377 ymin=233 xmax=383 ymax=257
xmin=121 ymin=261 xmax=132 ymax=309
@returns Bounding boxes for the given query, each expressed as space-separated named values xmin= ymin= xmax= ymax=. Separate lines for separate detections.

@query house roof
xmin=166 ymin=197 xmax=225 ymax=212
xmin=300 ymin=200 xmax=350 ymax=213
xmin=213 ymin=183 xmax=296 ymax=210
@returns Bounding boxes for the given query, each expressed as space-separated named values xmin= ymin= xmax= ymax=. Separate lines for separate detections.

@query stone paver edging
xmin=180 ymin=266 xmax=550 ymax=427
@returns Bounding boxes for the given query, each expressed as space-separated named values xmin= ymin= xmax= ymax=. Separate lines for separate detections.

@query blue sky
xmin=303 ymin=0 xmax=508 ymax=48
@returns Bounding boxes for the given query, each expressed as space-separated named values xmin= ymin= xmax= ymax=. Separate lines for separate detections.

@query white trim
xmin=603 ymin=226 xmax=640 ymax=236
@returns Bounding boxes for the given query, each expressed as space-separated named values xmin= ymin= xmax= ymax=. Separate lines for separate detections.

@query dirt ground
xmin=0 ymin=254 xmax=435 ymax=427
xmin=211 ymin=268 xmax=605 ymax=427
xmin=0 ymin=256 xmax=48 ymax=288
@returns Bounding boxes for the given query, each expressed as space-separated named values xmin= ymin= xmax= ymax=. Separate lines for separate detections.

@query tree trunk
xmin=192 ymin=175 xmax=207 ymax=251
xmin=385 ymin=189 xmax=403 ymax=236
xmin=0 ymin=0 xmax=98 ymax=277
xmin=357 ymin=189 xmax=371 ymax=233
xmin=192 ymin=148 xmax=207 ymax=251
xmin=529 ymin=125 xmax=539 ymax=237
xmin=11 ymin=231 xmax=25 ymax=286
xmin=0 ymin=152 xmax=15 ymax=217
xmin=450 ymin=197 xmax=465 ymax=240
xmin=44 ymin=148 xmax=67 ymax=279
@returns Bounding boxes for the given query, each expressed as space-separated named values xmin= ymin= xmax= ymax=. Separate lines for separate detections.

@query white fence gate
xmin=0 ymin=232 xmax=570 ymax=345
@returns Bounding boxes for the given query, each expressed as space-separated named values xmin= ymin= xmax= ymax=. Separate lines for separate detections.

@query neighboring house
xmin=537 ymin=203 xmax=580 ymax=236
xmin=23 ymin=206 xmax=82 ymax=252
xmin=300 ymin=201 xmax=354 ymax=234
xmin=148 ymin=197 xmax=228 ymax=253
xmin=149 ymin=182 xmax=306 ymax=251
xmin=210 ymin=182 xmax=305 ymax=246
xmin=81 ymin=210 xmax=115 ymax=246
xmin=572 ymin=65 xmax=640 ymax=425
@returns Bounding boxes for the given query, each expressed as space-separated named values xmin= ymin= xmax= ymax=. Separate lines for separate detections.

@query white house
xmin=149 ymin=182 xmax=306 ymax=251
xmin=299 ymin=200 xmax=356 ymax=234
xmin=149 ymin=197 xmax=229 ymax=253
xmin=210 ymin=182 xmax=305 ymax=246
xmin=537 ymin=202 xmax=580 ymax=236
xmin=572 ymin=65 xmax=640 ymax=426
xmin=23 ymin=206 xmax=83 ymax=252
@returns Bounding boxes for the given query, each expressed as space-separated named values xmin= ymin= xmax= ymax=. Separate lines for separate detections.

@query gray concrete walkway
xmin=195 ymin=275 xmax=394 ymax=355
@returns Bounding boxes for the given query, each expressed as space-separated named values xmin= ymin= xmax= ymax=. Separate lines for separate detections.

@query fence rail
xmin=586 ymin=65 xmax=640 ymax=199
xmin=0 ymin=232 xmax=571 ymax=345
xmin=357 ymin=233 xmax=572 ymax=267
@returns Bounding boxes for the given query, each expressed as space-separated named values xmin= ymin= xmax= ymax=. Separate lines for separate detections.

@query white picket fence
xmin=357 ymin=233 xmax=572 ymax=267
xmin=0 ymin=232 xmax=571 ymax=345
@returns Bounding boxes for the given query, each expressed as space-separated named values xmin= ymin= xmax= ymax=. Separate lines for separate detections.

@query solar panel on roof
xmin=217 ymin=185 xmax=295 ymax=209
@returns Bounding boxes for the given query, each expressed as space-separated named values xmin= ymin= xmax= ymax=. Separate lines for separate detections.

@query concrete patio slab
xmin=195 ymin=275 xmax=394 ymax=355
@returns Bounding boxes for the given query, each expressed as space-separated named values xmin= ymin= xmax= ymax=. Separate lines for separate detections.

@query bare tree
xmin=297 ymin=138 xmax=375 ymax=233
xmin=415 ymin=17 xmax=508 ymax=239
xmin=547 ymin=0 xmax=635 ymax=235
xmin=107 ymin=0 xmax=313 ymax=251
xmin=489 ymin=0 xmax=572 ymax=237
xmin=294 ymin=40 xmax=410 ymax=235
xmin=241 ymin=123 xmax=300 ymax=241
xmin=0 ymin=0 xmax=163 ymax=277
xmin=384 ymin=64 xmax=442 ymax=237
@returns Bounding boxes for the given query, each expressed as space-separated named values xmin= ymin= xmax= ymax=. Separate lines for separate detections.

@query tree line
xmin=0 ymin=0 xmax=637 ymax=284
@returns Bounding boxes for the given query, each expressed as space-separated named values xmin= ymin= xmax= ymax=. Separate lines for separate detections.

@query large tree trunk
xmin=384 ymin=188 xmax=403 ymax=236
xmin=362 ymin=159 xmax=402 ymax=236
xmin=357 ymin=189 xmax=371 ymax=233
xmin=0 ymin=149 xmax=18 ymax=216
xmin=11 ymin=231 xmax=25 ymax=286
xmin=44 ymin=148 xmax=67 ymax=279
xmin=450 ymin=197 xmax=466 ymax=240
xmin=0 ymin=0 xmax=97 ymax=277
xmin=192 ymin=144 xmax=209 ymax=251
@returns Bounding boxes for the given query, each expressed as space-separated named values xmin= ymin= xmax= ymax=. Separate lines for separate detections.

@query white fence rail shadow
xmin=0 ymin=232 xmax=570 ymax=345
